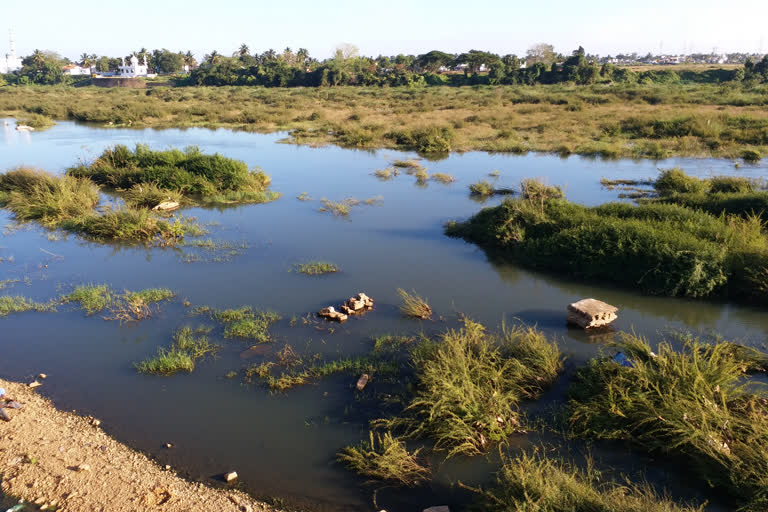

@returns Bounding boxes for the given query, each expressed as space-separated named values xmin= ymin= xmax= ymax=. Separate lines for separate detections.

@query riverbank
xmin=0 ymin=378 xmax=278 ymax=512
xmin=1 ymin=84 xmax=766 ymax=160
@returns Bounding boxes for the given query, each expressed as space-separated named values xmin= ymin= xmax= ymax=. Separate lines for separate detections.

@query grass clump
xmin=392 ymin=320 xmax=562 ymax=457
xmin=431 ymin=172 xmax=456 ymax=184
xmin=318 ymin=198 xmax=360 ymax=216
xmin=135 ymin=326 xmax=219 ymax=376
xmin=67 ymin=144 xmax=279 ymax=206
xmin=469 ymin=179 xmax=515 ymax=197
xmin=469 ymin=451 xmax=703 ymax=512
xmin=654 ymin=167 xmax=711 ymax=195
xmin=124 ymin=288 xmax=175 ymax=304
xmin=374 ymin=168 xmax=398 ymax=180
xmin=447 ymin=189 xmax=768 ymax=301
xmin=254 ymin=355 xmax=398 ymax=391
xmin=337 ymin=430 xmax=430 ymax=486
xmin=194 ymin=306 xmax=280 ymax=343
xmin=0 ymin=296 xmax=56 ymax=317
xmin=397 ymin=288 xmax=432 ymax=320
xmin=0 ymin=168 xmax=99 ymax=226
xmin=520 ymin=178 xmax=564 ymax=201
xmin=17 ymin=114 xmax=55 ymax=130
xmin=122 ymin=183 xmax=183 ymax=209
xmin=392 ymin=159 xmax=422 ymax=169
xmin=62 ymin=284 xmax=112 ymax=314
xmin=291 ymin=262 xmax=340 ymax=275
xmin=568 ymin=333 xmax=768 ymax=508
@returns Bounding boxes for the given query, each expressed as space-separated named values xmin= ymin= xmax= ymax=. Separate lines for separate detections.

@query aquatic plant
xmin=0 ymin=296 xmax=56 ymax=317
xmin=193 ymin=305 xmax=280 ymax=343
xmin=520 ymin=178 xmax=564 ymax=201
xmin=447 ymin=190 xmax=768 ymax=301
xmin=122 ymin=183 xmax=184 ymax=209
xmin=67 ymin=144 xmax=280 ymax=206
xmin=374 ymin=168 xmax=397 ymax=180
xmin=430 ymin=173 xmax=456 ymax=184
xmin=392 ymin=320 xmax=562 ymax=457
xmin=568 ymin=333 xmax=768 ymax=508
xmin=135 ymin=326 xmax=219 ymax=376
xmin=0 ymin=168 xmax=99 ymax=226
xmin=466 ymin=451 xmax=704 ymax=512
xmin=654 ymin=167 xmax=711 ymax=195
xmin=62 ymin=284 xmax=112 ymax=314
xmin=291 ymin=262 xmax=340 ymax=275
xmin=391 ymin=159 xmax=422 ymax=169
xmin=397 ymin=288 xmax=432 ymax=320
xmin=16 ymin=114 xmax=55 ymax=130
xmin=337 ymin=430 xmax=430 ymax=486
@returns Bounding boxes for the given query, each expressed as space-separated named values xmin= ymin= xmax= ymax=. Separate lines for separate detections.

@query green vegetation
xmin=392 ymin=320 xmax=562 ymax=457
xmin=291 ymin=262 xmax=340 ymax=275
xmin=2 ymin=84 xmax=767 ymax=159
xmin=468 ymin=179 xmax=515 ymax=197
xmin=318 ymin=197 xmax=381 ymax=216
xmin=0 ymin=168 xmax=202 ymax=244
xmin=0 ymin=296 xmax=55 ymax=317
xmin=124 ymin=288 xmax=175 ymax=304
xmin=448 ymin=178 xmax=768 ymax=302
xmin=520 ymin=178 xmax=564 ymax=201
xmin=397 ymin=288 xmax=432 ymax=320
xmin=135 ymin=326 xmax=219 ymax=376
xmin=568 ymin=333 xmax=768 ymax=509
xmin=374 ymin=168 xmax=398 ymax=180
xmin=192 ymin=305 xmax=280 ymax=343
xmin=17 ymin=113 xmax=55 ymax=130
xmin=122 ymin=183 xmax=184 ymax=209
xmin=67 ymin=144 xmax=279 ymax=206
xmin=337 ymin=430 xmax=430 ymax=487
xmin=62 ymin=284 xmax=112 ymax=314
xmin=468 ymin=452 xmax=703 ymax=512
xmin=430 ymin=173 xmax=456 ymax=184
xmin=0 ymin=168 xmax=99 ymax=226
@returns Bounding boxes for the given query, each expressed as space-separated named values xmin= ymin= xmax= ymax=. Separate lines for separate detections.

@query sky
xmin=1 ymin=0 xmax=767 ymax=61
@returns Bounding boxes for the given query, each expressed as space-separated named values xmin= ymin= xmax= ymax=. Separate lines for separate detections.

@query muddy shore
xmin=0 ymin=378 xmax=278 ymax=512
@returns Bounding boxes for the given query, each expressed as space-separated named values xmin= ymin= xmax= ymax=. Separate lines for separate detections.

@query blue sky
xmin=2 ymin=0 xmax=766 ymax=60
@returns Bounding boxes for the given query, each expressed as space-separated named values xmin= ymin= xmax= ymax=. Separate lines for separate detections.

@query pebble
xmin=165 ymin=465 xmax=171 ymax=470
xmin=38 ymin=373 xmax=47 ymax=379
xmin=29 ymin=381 xmax=42 ymax=389
xmin=225 ymin=471 xmax=238 ymax=483
xmin=76 ymin=464 xmax=90 ymax=472
xmin=91 ymin=419 xmax=101 ymax=427
xmin=165 ymin=443 xmax=173 ymax=448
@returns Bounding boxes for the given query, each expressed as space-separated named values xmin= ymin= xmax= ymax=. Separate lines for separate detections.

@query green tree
xmin=416 ymin=50 xmax=454 ymax=72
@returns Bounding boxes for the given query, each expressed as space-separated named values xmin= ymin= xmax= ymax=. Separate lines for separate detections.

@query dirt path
xmin=0 ymin=378 xmax=278 ymax=512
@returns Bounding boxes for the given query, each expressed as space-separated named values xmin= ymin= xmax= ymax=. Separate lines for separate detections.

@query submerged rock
xmin=318 ymin=306 xmax=348 ymax=322
xmin=356 ymin=374 xmax=370 ymax=391
xmin=152 ymin=201 xmax=180 ymax=212
xmin=567 ymin=298 xmax=618 ymax=329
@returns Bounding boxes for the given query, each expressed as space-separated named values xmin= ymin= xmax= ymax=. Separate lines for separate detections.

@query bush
xmin=654 ymin=168 xmax=710 ymax=195
xmin=337 ymin=430 xmax=430 ymax=486
xmin=568 ymin=333 xmax=768 ymax=508
xmin=391 ymin=320 xmax=562 ymax=457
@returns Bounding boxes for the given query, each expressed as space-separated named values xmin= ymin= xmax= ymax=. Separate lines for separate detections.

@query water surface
xmin=1 ymin=119 xmax=766 ymax=511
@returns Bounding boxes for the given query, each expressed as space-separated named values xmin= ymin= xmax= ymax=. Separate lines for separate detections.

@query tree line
xmin=2 ymin=44 xmax=768 ymax=87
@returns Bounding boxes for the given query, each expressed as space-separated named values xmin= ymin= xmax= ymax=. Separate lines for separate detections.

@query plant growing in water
xmin=337 ymin=430 xmax=430 ymax=486
xmin=397 ymin=288 xmax=432 ymax=320
xmin=135 ymin=326 xmax=219 ymax=376
xmin=291 ymin=262 xmax=340 ymax=275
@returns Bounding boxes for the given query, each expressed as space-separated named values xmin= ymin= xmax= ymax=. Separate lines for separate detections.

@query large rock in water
xmin=567 ymin=298 xmax=618 ymax=329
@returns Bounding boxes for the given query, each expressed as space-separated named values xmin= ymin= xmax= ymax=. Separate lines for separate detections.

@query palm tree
xmin=205 ymin=50 xmax=221 ymax=65
xmin=183 ymin=51 xmax=197 ymax=68
xmin=80 ymin=53 xmax=92 ymax=67
xmin=31 ymin=49 xmax=45 ymax=69
xmin=238 ymin=44 xmax=249 ymax=57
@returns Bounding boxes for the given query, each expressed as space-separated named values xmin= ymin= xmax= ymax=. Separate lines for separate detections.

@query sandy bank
xmin=0 ymin=378 xmax=277 ymax=512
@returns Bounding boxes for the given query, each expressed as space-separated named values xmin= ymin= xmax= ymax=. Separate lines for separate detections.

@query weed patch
xmin=135 ymin=326 xmax=219 ymax=376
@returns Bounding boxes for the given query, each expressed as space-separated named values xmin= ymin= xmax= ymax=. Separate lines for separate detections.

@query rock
xmin=76 ymin=464 xmax=90 ymax=472
xmin=567 ymin=298 xmax=618 ymax=329
xmin=423 ymin=507 xmax=450 ymax=512
xmin=348 ymin=298 xmax=366 ymax=311
xmin=16 ymin=125 xmax=34 ymax=132
xmin=165 ymin=443 xmax=173 ymax=448
xmin=29 ymin=381 xmax=42 ymax=389
xmin=91 ymin=418 xmax=101 ymax=427
xmin=318 ymin=306 xmax=348 ymax=323
xmin=164 ymin=465 xmax=171 ymax=470
xmin=38 ymin=373 xmax=47 ymax=379
xmin=225 ymin=471 xmax=238 ymax=483
xmin=356 ymin=374 xmax=370 ymax=391
xmin=152 ymin=201 xmax=180 ymax=212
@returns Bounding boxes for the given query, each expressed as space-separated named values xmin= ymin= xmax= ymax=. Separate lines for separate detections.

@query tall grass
xmin=67 ymin=144 xmax=279 ymax=206
xmin=135 ymin=327 xmax=219 ymax=376
xmin=568 ymin=333 xmax=768 ymax=509
xmin=392 ymin=320 xmax=562 ymax=457
xmin=447 ymin=186 xmax=768 ymax=301
xmin=468 ymin=451 xmax=704 ymax=512
xmin=337 ymin=430 xmax=430 ymax=486
xmin=397 ymin=288 xmax=432 ymax=319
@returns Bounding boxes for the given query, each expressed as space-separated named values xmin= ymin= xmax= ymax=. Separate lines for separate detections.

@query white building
xmin=0 ymin=31 xmax=23 ymax=74
xmin=62 ymin=64 xmax=94 ymax=76
xmin=119 ymin=54 xmax=150 ymax=77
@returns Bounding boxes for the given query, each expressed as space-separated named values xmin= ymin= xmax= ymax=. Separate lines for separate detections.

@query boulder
xmin=567 ymin=298 xmax=618 ymax=329
xmin=152 ymin=201 xmax=180 ymax=212
xmin=318 ymin=306 xmax=348 ymax=323
xmin=356 ymin=374 xmax=370 ymax=391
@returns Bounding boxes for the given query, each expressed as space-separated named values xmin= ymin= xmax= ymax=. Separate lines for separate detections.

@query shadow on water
xmin=1 ymin=119 xmax=767 ymax=511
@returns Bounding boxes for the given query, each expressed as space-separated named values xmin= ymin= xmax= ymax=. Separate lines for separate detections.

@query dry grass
xmin=397 ymin=288 xmax=432 ymax=319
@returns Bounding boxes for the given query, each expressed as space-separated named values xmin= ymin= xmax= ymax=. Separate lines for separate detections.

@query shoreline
xmin=0 ymin=377 xmax=279 ymax=512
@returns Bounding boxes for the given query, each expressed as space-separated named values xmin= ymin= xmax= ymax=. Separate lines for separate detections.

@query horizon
xmin=2 ymin=0 xmax=767 ymax=62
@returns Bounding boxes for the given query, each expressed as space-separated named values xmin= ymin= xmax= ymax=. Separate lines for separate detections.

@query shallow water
xmin=1 ymin=119 xmax=767 ymax=511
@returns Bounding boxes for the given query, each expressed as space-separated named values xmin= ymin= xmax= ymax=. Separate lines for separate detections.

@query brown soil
xmin=0 ymin=378 xmax=277 ymax=512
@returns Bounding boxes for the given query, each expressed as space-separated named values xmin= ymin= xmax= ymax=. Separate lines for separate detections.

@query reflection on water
xmin=0 ymin=119 xmax=766 ymax=511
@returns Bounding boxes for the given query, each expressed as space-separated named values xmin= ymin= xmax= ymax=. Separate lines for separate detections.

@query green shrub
xmin=337 ymin=431 xmax=430 ymax=486
xmin=654 ymin=168 xmax=710 ymax=195
xmin=568 ymin=333 xmax=768 ymax=508
xmin=392 ymin=320 xmax=562 ymax=457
